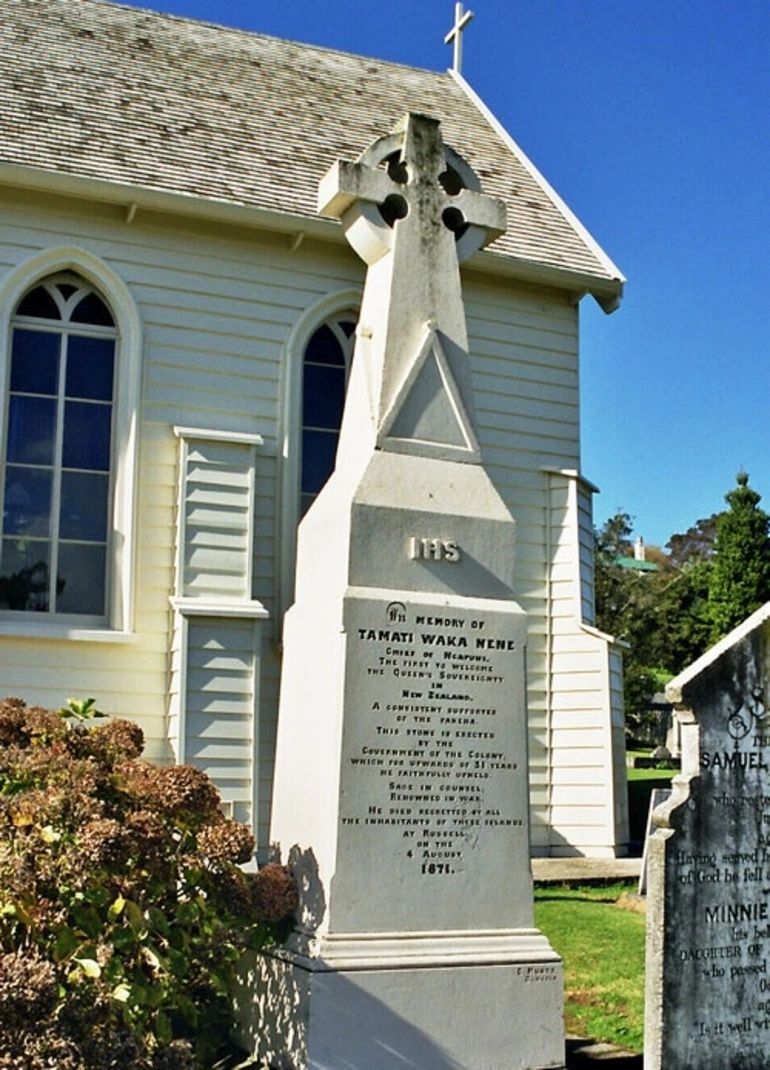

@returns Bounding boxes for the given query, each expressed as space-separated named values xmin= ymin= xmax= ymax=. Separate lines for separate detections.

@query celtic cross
xmin=319 ymin=112 xmax=505 ymax=460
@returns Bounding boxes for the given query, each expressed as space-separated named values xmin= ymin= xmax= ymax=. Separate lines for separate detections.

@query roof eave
xmin=471 ymin=246 xmax=624 ymax=312
xmin=0 ymin=161 xmax=624 ymax=308
xmin=0 ymin=161 xmax=336 ymax=243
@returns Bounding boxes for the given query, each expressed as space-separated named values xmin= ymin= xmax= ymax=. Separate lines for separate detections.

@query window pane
xmin=6 ymin=396 xmax=56 ymax=465
xmin=59 ymin=471 xmax=109 ymax=541
xmin=3 ymin=466 xmax=52 ymax=537
xmin=56 ymin=543 xmax=106 ymax=615
xmin=303 ymin=363 xmax=346 ymax=430
xmin=5 ymin=277 xmax=118 ymax=619
xmin=10 ymin=329 xmax=60 ymax=395
xmin=62 ymin=401 xmax=112 ymax=471
xmin=304 ymin=324 xmax=346 ymax=367
xmin=66 ymin=336 xmax=115 ymax=401
xmin=0 ymin=539 xmax=50 ymax=611
xmin=301 ymin=429 xmax=339 ymax=495
xmin=71 ymin=292 xmax=115 ymax=327
xmin=15 ymin=287 xmax=60 ymax=320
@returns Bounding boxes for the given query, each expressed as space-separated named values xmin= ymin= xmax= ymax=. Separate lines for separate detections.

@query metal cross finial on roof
xmin=444 ymin=2 xmax=474 ymax=75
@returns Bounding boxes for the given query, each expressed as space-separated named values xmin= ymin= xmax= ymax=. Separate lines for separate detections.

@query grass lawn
xmin=535 ymin=882 xmax=646 ymax=1053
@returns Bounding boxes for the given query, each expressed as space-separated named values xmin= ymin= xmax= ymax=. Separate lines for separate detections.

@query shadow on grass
xmin=535 ymin=880 xmax=640 ymax=905
xmin=566 ymin=1035 xmax=643 ymax=1068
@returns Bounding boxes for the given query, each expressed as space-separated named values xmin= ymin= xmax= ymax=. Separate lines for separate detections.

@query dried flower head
xmin=0 ymin=949 xmax=57 ymax=1028
xmin=198 ymin=818 xmax=254 ymax=866
xmin=119 ymin=762 xmax=221 ymax=822
xmin=0 ymin=1030 xmax=83 ymax=1070
xmin=151 ymin=1038 xmax=198 ymax=1070
xmin=0 ymin=697 xmax=27 ymax=747
xmin=85 ymin=719 xmax=145 ymax=766
xmin=124 ymin=810 xmax=168 ymax=855
xmin=0 ymin=697 xmax=67 ymax=748
xmin=6 ymin=788 xmax=51 ymax=828
xmin=77 ymin=1020 xmax=149 ymax=1069
xmin=249 ymin=864 xmax=299 ymax=924
xmin=78 ymin=818 xmax=132 ymax=868
xmin=213 ymin=866 xmax=255 ymax=917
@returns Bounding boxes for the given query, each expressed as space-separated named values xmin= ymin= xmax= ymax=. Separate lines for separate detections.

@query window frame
xmin=276 ymin=290 xmax=360 ymax=627
xmin=0 ymin=248 xmax=141 ymax=637
xmin=299 ymin=314 xmax=357 ymax=518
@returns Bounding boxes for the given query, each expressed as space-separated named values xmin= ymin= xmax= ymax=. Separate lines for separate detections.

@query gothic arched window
xmin=300 ymin=314 xmax=356 ymax=516
xmin=1 ymin=273 xmax=117 ymax=619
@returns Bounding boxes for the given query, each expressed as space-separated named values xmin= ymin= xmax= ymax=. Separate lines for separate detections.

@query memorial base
xmin=238 ymin=932 xmax=565 ymax=1070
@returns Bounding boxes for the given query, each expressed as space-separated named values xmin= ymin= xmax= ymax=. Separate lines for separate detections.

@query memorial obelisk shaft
xmin=256 ymin=113 xmax=565 ymax=1070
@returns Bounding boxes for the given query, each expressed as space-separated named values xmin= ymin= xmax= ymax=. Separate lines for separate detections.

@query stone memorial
xmin=248 ymin=113 xmax=564 ymax=1070
xmin=646 ymin=603 xmax=770 ymax=1069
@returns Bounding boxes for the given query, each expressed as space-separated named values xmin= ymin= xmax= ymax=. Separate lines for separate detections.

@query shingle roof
xmin=0 ymin=0 xmax=623 ymax=304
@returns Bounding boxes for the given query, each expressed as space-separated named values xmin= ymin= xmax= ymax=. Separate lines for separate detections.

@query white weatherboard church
xmin=0 ymin=0 xmax=628 ymax=858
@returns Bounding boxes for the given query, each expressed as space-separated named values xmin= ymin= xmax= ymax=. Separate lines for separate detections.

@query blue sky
xmin=118 ymin=0 xmax=769 ymax=548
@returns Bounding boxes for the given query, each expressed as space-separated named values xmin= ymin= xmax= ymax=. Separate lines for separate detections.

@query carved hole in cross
xmin=379 ymin=194 xmax=409 ymax=229
xmin=438 ymin=166 xmax=465 ymax=196
xmin=385 ymin=154 xmax=409 ymax=185
xmin=442 ymin=206 xmax=469 ymax=241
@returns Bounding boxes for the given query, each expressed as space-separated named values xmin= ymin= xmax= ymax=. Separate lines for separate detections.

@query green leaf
xmin=166 ymin=947 xmax=188 ymax=978
xmin=174 ymin=993 xmax=199 ymax=1028
xmin=71 ymin=904 xmax=102 ymax=939
xmin=147 ymin=905 xmax=171 ymax=936
xmin=135 ymin=982 xmax=166 ymax=1009
xmin=108 ymin=895 xmax=126 ymax=920
xmin=53 ymin=926 xmax=80 ymax=962
xmin=124 ymin=899 xmax=147 ymax=936
xmin=58 ymin=697 xmax=106 ymax=721
xmin=155 ymin=1009 xmax=172 ymax=1044
xmin=111 ymin=926 xmax=138 ymax=953
xmin=74 ymin=957 xmax=102 ymax=979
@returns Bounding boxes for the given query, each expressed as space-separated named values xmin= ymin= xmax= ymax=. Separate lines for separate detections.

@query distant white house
xmin=0 ymin=0 xmax=628 ymax=857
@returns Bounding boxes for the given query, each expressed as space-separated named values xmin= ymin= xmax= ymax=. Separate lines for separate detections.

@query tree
xmin=666 ymin=513 xmax=720 ymax=569
xmin=595 ymin=477 xmax=770 ymax=733
xmin=594 ymin=513 xmax=663 ymax=716
xmin=593 ymin=511 xmax=638 ymax=642
xmin=594 ymin=513 xmax=714 ymax=721
xmin=708 ymin=471 xmax=770 ymax=639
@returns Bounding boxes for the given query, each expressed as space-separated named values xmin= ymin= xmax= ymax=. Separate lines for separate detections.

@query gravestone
xmin=250 ymin=113 xmax=564 ymax=1070
xmin=646 ymin=603 xmax=770 ymax=1070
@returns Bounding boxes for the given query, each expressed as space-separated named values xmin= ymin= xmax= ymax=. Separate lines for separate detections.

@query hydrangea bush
xmin=0 ymin=698 xmax=297 ymax=1069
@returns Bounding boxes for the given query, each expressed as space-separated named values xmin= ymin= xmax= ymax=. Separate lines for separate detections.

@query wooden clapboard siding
xmin=169 ymin=428 xmax=269 ymax=832
xmin=465 ymin=278 xmax=581 ymax=854
xmin=536 ymin=467 xmax=627 ymax=854
xmin=577 ymin=483 xmax=596 ymax=624
xmin=181 ymin=441 xmax=254 ymax=599
xmin=608 ymin=645 xmax=629 ymax=838
xmin=0 ymin=195 xmax=356 ymax=799
xmin=183 ymin=617 xmax=258 ymax=826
